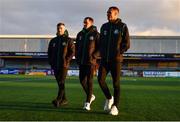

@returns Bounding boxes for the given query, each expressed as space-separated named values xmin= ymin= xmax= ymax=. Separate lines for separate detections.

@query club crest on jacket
xmin=90 ymin=36 xmax=94 ymax=40
xmin=114 ymin=29 xmax=119 ymax=34
xmin=62 ymin=42 xmax=67 ymax=46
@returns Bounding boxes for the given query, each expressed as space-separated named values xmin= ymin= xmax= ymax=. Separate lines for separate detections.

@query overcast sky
xmin=0 ymin=0 xmax=180 ymax=37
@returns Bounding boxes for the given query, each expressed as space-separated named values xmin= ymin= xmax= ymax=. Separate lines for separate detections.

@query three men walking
xmin=48 ymin=6 xmax=130 ymax=116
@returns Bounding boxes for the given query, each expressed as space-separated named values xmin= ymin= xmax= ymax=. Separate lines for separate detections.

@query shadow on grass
xmin=0 ymin=101 xmax=145 ymax=121
xmin=0 ymin=101 xmax=105 ymax=115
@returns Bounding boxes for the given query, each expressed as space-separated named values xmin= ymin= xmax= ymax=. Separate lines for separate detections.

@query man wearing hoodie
xmin=48 ymin=23 xmax=75 ymax=107
xmin=75 ymin=17 xmax=100 ymax=111
xmin=98 ymin=6 xmax=130 ymax=115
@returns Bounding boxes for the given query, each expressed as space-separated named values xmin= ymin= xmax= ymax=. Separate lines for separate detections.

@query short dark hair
xmin=84 ymin=17 xmax=94 ymax=23
xmin=57 ymin=22 xmax=65 ymax=27
xmin=108 ymin=6 xmax=119 ymax=13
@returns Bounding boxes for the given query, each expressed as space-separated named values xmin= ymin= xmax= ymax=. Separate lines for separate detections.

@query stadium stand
xmin=0 ymin=35 xmax=180 ymax=77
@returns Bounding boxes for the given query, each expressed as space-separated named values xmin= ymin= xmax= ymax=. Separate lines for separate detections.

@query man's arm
xmin=92 ymin=26 xmax=104 ymax=59
xmin=120 ymin=24 xmax=130 ymax=54
xmin=92 ymin=32 xmax=101 ymax=59
xmin=75 ymin=34 xmax=79 ymax=60
xmin=47 ymin=40 xmax=53 ymax=65
xmin=66 ymin=38 xmax=75 ymax=61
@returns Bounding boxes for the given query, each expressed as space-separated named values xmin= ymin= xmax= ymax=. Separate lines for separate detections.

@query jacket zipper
xmin=81 ymin=34 xmax=88 ymax=64
xmin=106 ymin=23 xmax=112 ymax=62
xmin=57 ymin=37 xmax=61 ymax=68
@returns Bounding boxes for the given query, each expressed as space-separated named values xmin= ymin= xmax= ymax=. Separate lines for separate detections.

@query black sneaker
xmin=52 ymin=99 xmax=60 ymax=108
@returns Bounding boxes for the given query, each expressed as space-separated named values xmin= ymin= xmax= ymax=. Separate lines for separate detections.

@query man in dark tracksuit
xmin=98 ymin=7 xmax=130 ymax=115
xmin=76 ymin=17 xmax=100 ymax=111
xmin=48 ymin=23 xmax=75 ymax=107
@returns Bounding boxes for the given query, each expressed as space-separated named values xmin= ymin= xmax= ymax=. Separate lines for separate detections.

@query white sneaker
xmin=104 ymin=96 xmax=114 ymax=111
xmin=90 ymin=94 xmax=95 ymax=104
xmin=109 ymin=105 xmax=119 ymax=116
xmin=83 ymin=102 xmax=90 ymax=111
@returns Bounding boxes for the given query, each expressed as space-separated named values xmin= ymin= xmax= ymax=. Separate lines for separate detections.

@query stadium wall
xmin=0 ymin=35 xmax=180 ymax=77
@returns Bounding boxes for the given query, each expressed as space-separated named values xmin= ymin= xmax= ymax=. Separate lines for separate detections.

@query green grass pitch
xmin=0 ymin=74 xmax=180 ymax=121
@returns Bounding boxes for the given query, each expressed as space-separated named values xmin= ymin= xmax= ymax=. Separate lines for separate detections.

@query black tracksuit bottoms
xmin=79 ymin=65 xmax=95 ymax=103
xmin=54 ymin=68 xmax=68 ymax=101
xmin=98 ymin=61 xmax=121 ymax=107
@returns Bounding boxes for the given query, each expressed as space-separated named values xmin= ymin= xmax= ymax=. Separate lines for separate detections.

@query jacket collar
xmin=109 ymin=18 xmax=122 ymax=24
xmin=82 ymin=25 xmax=97 ymax=34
